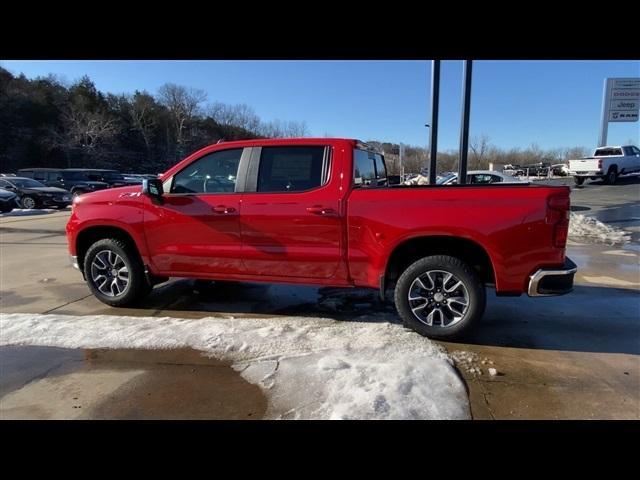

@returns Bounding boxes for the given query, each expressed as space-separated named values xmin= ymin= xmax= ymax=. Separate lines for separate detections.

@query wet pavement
xmin=1 ymin=179 xmax=639 ymax=419
xmin=0 ymin=346 xmax=266 ymax=419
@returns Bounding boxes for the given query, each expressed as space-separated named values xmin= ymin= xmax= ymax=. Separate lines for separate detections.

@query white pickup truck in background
xmin=569 ymin=145 xmax=640 ymax=186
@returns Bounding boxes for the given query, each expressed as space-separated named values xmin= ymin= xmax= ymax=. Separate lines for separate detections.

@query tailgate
xmin=569 ymin=158 xmax=600 ymax=172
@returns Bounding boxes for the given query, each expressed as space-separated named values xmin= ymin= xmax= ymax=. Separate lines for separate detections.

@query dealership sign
xmin=606 ymin=78 xmax=640 ymax=122
xmin=599 ymin=77 xmax=639 ymax=146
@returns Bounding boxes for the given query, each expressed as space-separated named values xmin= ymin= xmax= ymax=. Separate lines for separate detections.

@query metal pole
xmin=458 ymin=60 xmax=473 ymax=184
xmin=429 ymin=60 xmax=440 ymax=184
xmin=598 ymin=78 xmax=611 ymax=147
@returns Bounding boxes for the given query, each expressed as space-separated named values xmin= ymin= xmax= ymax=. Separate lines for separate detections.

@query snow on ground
xmin=569 ymin=213 xmax=631 ymax=245
xmin=0 ymin=208 xmax=59 ymax=217
xmin=0 ymin=312 xmax=470 ymax=420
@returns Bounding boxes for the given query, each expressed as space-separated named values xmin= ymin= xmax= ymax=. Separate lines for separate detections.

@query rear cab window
xmin=595 ymin=147 xmax=623 ymax=156
xmin=353 ymin=147 xmax=387 ymax=187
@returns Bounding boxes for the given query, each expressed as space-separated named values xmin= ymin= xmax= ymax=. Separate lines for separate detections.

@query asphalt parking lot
xmin=1 ymin=176 xmax=638 ymax=419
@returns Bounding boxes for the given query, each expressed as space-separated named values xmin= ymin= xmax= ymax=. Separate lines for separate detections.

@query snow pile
xmin=0 ymin=208 xmax=59 ymax=217
xmin=0 ymin=312 xmax=470 ymax=420
xmin=569 ymin=213 xmax=631 ymax=245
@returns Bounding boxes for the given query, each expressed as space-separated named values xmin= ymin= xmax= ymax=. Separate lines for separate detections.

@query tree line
xmin=0 ymin=67 xmax=309 ymax=174
xmin=1 ymin=66 xmax=606 ymax=177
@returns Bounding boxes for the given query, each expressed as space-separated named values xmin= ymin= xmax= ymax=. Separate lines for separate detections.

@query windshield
xmin=10 ymin=178 xmax=46 ymax=188
xmin=436 ymin=173 xmax=456 ymax=185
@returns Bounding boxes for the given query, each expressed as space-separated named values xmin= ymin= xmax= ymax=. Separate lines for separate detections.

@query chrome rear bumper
xmin=528 ymin=258 xmax=577 ymax=297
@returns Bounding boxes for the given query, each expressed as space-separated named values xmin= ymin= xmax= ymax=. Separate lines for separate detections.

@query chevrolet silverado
xmin=66 ymin=138 xmax=576 ymax=339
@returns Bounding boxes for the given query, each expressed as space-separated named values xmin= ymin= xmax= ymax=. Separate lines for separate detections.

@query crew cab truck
xmin=66 ymin=138 xmax=576 ymax=339
xmin=568 ymin=145 xmax=640 ymax=186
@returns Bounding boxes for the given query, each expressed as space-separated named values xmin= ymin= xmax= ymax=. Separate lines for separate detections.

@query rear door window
xmin=257 ymin=146 xmax=327 ymax=193
xmin=32 ymin=171 xmax=46 ymax=181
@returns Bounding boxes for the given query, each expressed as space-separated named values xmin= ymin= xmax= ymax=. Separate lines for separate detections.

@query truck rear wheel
xmin=573 ymin=177 xmax=585 ymax=186
xmin=603 ymin=167 xmax=618 ymax=185
xmin=394 ymin=255 xmax=486 ymax=339
xmin=83 ymin=238 xmax=151 ymax=307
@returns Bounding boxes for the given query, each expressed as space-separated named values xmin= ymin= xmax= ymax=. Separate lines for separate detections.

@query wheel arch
xmin=383 ymin=235 xmax=496 ymax=290
xmin=76 ymin=225 xmax=143 ymax=276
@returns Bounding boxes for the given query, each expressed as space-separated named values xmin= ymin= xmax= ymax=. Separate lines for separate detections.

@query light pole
xmin=424 ymin=124 xmax=431 ymax=176
xmin=429 ymin=60 xmax=441 ymax=185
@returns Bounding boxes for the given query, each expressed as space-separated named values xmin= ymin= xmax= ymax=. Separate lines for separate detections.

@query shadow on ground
xmin=119 ymin=279 xmax=640 ymax=356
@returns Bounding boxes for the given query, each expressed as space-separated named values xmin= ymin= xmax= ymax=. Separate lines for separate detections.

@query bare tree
xmin=469 ymin=134 xmax=490 ymax=169
xmin=208 ymin=102 xmax=261 ymax=132
xmin=259 ymin=119 xmax=309 ymax=138
xmin=47 ymin=104 xmax=119 ymax=166
xmin=158 ymin=83 xmax=207 ymax=158
xmin=129 ymin=91 xmax=156 ymax=156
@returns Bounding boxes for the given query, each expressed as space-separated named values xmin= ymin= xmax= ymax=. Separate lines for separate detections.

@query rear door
xmin=143 ymin=147 xmax=248 ymax=275
xmin=240 ymin=145 xmax=343 ymax=278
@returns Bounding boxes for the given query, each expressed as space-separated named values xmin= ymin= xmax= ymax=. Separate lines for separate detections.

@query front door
xmin=143 ymin=148 xmax=246 ymax=275
xmin=240 ymin=145 xmax=343 ymax=279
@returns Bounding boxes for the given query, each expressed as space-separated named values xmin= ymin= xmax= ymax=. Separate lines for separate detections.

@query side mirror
xmin=142 ymin=178 xmax=163 ymax=200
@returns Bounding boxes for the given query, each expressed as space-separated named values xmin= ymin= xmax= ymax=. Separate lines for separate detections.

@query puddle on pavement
xmin=0 ymin=345 xmax=267 ymax=420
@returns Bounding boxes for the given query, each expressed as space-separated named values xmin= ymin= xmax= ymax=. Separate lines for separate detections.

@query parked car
xmin=0 ymin=187 xmax=19 ymax=213
xmin=435 ymin=170 xmax=527 ymax=185
xmin=66 ymin=138 xmax=575 ymax=340
xmin=523 ymin=162 xmax=551 ymax=177
xmin=0 ymin=177 xmax=71 ymax=209
xmin=568 ymin=145 xmax=640 ymax=185
xmin=122 ymin=173 xmax=158 ymax=184
xmin=502 ymin=164 xmax=525 ymax=176
xmin=83 ymin=169 xmax=140 ymax=187
xmin=551 ymin=163 xmax=570 ymax=176
xmin=17 ymin=168 xmax=109 ymax=197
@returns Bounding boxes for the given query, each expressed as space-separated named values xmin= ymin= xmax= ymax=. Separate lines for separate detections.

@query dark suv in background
xmin=83 ymin=169 xmax=139 ymax=187
xmin=18 ymin=168 xmax=110 ymax=197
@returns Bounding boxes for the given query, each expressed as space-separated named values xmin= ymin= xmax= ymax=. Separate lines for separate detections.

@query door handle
xmin=306 ymin=205 xmax=336 ymax=216
xmin=212 ymin=205 xmax=236 ymax=214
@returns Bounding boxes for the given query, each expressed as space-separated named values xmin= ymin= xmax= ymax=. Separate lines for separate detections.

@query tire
xmin=83 ymin=238 xmax=151 ymax=307
xmin=394 ymin=255 xmax=486 ymax=339
xmin=573 ymin=177 xmax=585 ymax=186
xmin=604 ymin=167 xmax=618 ymax=185
xmin=20 ymin=195 xmax=37 ymax=209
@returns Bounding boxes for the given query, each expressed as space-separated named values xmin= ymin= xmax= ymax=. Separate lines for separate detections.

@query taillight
xmin=597 ymin=159 xmax=602 ymax=169
xmin=548 ymin=194 xmax=570 ymax=248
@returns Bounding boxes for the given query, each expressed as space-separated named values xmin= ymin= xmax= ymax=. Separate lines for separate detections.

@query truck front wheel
xmin=394 ymin=255 xmax=486 ymax=339
xmin=83 ymin=238 xmax=151 ymax=307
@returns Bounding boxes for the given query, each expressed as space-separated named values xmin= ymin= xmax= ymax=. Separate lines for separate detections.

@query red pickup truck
xmin=66 ymin=138 xmax=576 ymax=339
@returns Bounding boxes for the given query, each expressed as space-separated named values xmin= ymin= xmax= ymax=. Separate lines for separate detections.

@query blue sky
xmin=1 ymin=60 xmax=638 ymax=150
